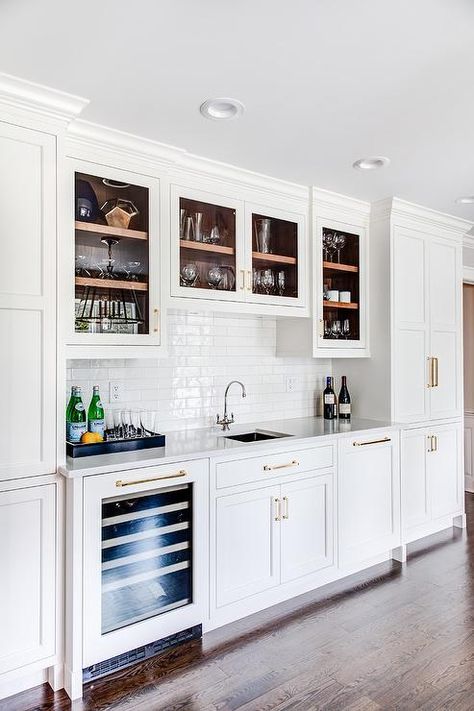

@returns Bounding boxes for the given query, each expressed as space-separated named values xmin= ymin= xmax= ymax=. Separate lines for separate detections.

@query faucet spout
xmin=217 ymin=380 xmax=247 ymax=431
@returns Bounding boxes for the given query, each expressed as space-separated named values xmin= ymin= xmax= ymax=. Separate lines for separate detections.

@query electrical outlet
xmin=286 ymin=376 xmax=297 ymax=393
xmin=109 ymin=381 xmax=123 ymax=403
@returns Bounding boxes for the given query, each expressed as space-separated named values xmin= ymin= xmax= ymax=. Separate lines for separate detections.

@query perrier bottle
xmin=88 ymin=385 xmax=105 ymax=438
xmin=66 ymin=386 xmax=87 ymax=442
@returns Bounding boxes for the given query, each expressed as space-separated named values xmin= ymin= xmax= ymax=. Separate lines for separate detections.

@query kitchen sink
xmin=225 ymin=430 xmax=291 ymax=443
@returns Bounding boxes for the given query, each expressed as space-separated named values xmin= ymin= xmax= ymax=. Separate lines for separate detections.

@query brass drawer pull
xmin=264 ymin=460 xmax=299 ymax=471
xmin=246 ymin=270 xmax=253 ymax=291
xmin=153 ymin=307 xmax=159 ymax=333
xmin=116 ymin=470 xmax=187 ymax=488
xmin=274 ymin=497 xmax=281 ymax=521
xmin=427 ymin=356 xmax=433 ymax=388
xmin=433 ymin=357 xmax=439 ymax=387
xmin=240 ymin=269 xmax=245 ymax=290
xmin=282 ymin=495 xmax=289 ymax=520
xmin=353 ymin=437 xmax=391 ymax=447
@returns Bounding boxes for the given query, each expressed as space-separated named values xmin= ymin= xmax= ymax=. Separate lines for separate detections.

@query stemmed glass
xmin=180 ymin=263 xmax=199 ymax=287
xmin=207 ymin=266 xmax=224 ymax=289
xmin=323 ymin=232 xmax=335 ymax=262
xmin=277 ymin=271 xmax=285 ymax=297
xmin=260 ymin=269 xmax=275 ymax=295
xmin=333 ymin=233 xmax=346 ymax=263
xmin=342 ymin=318 xmax=351 ymax=339
xmin=75 ymin=254 xmax=91 ymax=277
xmin=331 ymin=320 xmax=342 ymax=339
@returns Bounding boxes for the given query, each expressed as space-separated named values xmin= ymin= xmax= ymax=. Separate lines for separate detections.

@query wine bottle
xmin=323 ymin=376 xmax=336 ymax=420
xmin=338 ymin=376 xmax=351 ymax=420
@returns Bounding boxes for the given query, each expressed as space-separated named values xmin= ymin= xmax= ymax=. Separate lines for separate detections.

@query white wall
xmin=67 ymin=310 xmax=331 ymax=433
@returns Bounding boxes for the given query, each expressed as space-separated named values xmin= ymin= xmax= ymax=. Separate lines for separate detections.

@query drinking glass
xmin=127 ymin=261 xmax=142 ymax=281
xmin=277 ymin=271 xmax=285 ymax=296
xmin=140 ymin=410 xmax=158 ymax=436
xmin=113 ymin=410 xmax=124 ymax=439
xmin=323 ymin=232 xmax=335 ymax=262
xmin=105 ymin=411 xmax=116 ymax=440
xmin=75 ymin=254 xmax=91 ymax=277
xmin=331 ymin=320 xmax=342 ymax=339
xmin=121 ymin=410 xmax=132 ymax=438
xmin=207 ymin=266 xmax=224 ymax=289
xmin=324 ymin=320 xmax=332 ymax=338
xmin=333 ymin=233 xmax=346 ymax=263
xmin=209 ymin=225 xmax=221 ymax=244
xmin=180 ymin=263 xmax=199 ymax=287
xmin=342 ymin=318 xmax=351 ymax=339
xmin=260 ymin=269 xmax=275 ymax=295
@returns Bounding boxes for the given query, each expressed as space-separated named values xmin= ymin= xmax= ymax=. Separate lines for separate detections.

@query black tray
xmin=66 ymin=433 xmax=166 ymax=458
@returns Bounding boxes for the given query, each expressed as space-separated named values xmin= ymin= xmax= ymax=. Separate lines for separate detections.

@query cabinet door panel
xmin=281 ymin=473 xmax=334 ymax=584
xmin=0 ymin=484 xmax=55 ymax=673
xmin=216 ymin=486 xmax=280 ymax=607
xmin=0 ymin=124 xmax=56 ymax=479
xmin=393 ymin=228 xmax=429 ymax=422
xmin=429 ymin=238 xmax=461 ymax=420
xmin=402 ymin=428 xmax=430 ymax=531
xmin=430 ymin=424 xmax=462 ymax=519
xmin=339 ymin=436 xmax=400 ymax=566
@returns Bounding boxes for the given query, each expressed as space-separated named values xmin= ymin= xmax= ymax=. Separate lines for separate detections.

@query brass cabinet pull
xmin=282 ymin=495 xmax=289 ymax=520
xmin=153 ymin=307 xmax=159 ymax=333
xmin=116 ymin=470 xmax=187 ymax=488
xmin=353 ymin=437 xmax=391 ymax=447
xmin=319 ymin=319 xmax=324 ymax=337
xmin=427 ymin=357 xmax=433 ymax=388
xmin=433 ymin=357 xmax=439 ymax=387
xmin=239 ymin=269 xmax=245 ymax=290
xmin=246 ymin=270 xmax=253 ymax=291
xmin=264 ymin=460 xmax=299 ymax=471
xmin=432 ymin=435 xmax=438 ymax=452
xmin=427 ymin=435 xmax=433 ymax=452
xmin=274 ymin=497 xmax=281 ymax=521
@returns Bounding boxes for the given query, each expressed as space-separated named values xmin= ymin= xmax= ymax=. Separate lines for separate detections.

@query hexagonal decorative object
xmin=101 ymin=198 xmax=139 ymax=229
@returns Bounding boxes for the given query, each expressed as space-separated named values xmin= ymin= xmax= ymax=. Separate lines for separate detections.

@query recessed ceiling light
xmin=455 ymin=196 xmax=474 ymax=204
xmin=353 ymin=156 xmax=391 ymax=171
xmin=199 ymin=98 xmax=244 ymax=121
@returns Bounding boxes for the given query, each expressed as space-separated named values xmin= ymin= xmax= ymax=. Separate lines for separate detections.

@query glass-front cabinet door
xmin=171 ymin=186 xmax=244 ymax=301
xmin=68 ymin=160 xmax=161 ymax=348
xmin=315 ymin=220 xmax=367 ymax=355
xmin=246 ymin=203 xmax=305 ymax=307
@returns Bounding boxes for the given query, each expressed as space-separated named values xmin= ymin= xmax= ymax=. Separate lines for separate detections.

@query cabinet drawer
xmin=339 ymin=432 xmax=396 ymax=453
xmin=216 ymin=445 xmax=334 ymax=489
xmin=89 ymin=458 xmax=209 ymax=497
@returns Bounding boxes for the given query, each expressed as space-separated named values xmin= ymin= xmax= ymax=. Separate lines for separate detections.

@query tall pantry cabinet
xmin=333 ymin=198 xmax=469 ymax=544
xmin=0 ymin=76 xmax=87 ymax=699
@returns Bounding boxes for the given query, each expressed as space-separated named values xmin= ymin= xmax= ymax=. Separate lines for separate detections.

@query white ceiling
xmin=1 ymin=0 xmax=474 ymax=218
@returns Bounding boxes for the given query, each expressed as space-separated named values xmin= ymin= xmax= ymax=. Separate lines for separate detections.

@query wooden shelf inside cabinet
xmin=322 ymin=261 xmax=358 ymax=273
xmin=252 ymin=252 xmax=297 ymax=265
xmin=75 ymin=221 xmax=148 ymax=242
xmin=180 ymin=239 xmax=235 ymax=256
xmin=323 ymin=300 xmax=359 ymax=310
xmin=75 ymin=277 xmax=148 ymax=292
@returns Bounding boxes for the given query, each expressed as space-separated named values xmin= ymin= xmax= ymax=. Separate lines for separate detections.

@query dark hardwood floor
xmin=5 ymin=495 xmax=474 ymax=711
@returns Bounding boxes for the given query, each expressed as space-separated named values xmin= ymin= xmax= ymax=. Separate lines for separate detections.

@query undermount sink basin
xmin=225 ymin=429 xmax=291 ymax=443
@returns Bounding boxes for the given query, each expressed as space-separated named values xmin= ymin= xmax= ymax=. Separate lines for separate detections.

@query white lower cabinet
xmin=214 ymin=468 xmax=334 ymax=614
xmin=0 ymin=483 xmax=56 ymax=675
xmin=338 ymin=431 xmax=400 ymax=567
xmin=402 ymin=421 xmax=463 ymax=541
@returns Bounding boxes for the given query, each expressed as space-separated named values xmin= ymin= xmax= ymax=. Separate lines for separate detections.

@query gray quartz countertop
xmin=58 ymin=416 xmax=399 ymax=479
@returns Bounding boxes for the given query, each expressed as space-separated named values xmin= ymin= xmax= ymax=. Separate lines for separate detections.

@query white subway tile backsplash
xmin=67 ymin=310 xmax=331 ymax=432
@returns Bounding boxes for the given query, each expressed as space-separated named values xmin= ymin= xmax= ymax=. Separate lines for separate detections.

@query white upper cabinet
xmin=0 ymin=122 xmax=56 ymax=479
xmin=63 ymin=157 xmax=164 ymax=358
xmin=170 ymin=181 xmax=308 ymax=316
xmin=393 ymin=226 xmax=462 ymax=423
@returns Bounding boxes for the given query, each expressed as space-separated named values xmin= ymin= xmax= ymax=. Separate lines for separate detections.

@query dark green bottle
xmin=88 ymin=385 xmax=105 ymax=437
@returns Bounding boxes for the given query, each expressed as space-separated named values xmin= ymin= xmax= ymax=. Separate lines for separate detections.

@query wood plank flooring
xmin=5 ymin=495 xmax=474 ymax=711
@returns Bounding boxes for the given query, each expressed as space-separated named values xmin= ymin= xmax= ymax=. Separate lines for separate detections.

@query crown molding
xmin=66 ymin=119 xmax=309 ymax=203
xmin=378 ymin=197 xmax=473 ymax=237
xmin=312 ymin=187 xmax=371 ymax=225
xmin=0 ymin=72 xmax=88 ymax=131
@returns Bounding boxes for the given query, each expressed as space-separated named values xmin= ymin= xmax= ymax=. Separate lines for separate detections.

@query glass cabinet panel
xmin=321 ymin=227 xmax=360 ymax=341
xmin=101 ymin=483 xmax=192 ymax=635
xmin=251 ymin=213 xmax=298 ymax=298
xmin=179 ymin=197 xmax=237 ymax=292
xmin=74 ymin=172 xmax=150 ymax=335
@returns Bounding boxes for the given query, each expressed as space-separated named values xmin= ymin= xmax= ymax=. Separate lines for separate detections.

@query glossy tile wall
xmin=66 ymin=310 xmax=331 ymax=433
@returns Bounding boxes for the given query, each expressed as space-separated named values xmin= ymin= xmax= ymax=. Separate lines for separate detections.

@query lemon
xmin=81 ymin=431 xmax=103 ymax=444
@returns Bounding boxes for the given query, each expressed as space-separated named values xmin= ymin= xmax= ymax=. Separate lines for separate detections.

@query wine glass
xmin=75 ymin=254 xmax=91 ymax=276
xmin=207 ymin=266 xmax=224 ymax=289
xmin=324 ymin=320 xmax=332 ymax=339
xmin=342 ymin=318 xmax=351 ymax=339
xmin=127 ymin=261 xmax=142 ymax=281
xmin=323 ymin=232 xmax=335 ymax=262
xmin=180 ymin=263 xmax=199 ymax=287
xmin=331 ymin=320 xmax=342 ymax=339
xmin=209 ymin=225 xmax=221 ymax=244
xmin=333 ymin=233 xmax=346 ymax=263
xmin=277 ymin=271 xmax=285 ymax=297
xmin=140 ymin=410 xmax=158 ymax=436
xmin=260 ymin=269 xmax=275 ymax=295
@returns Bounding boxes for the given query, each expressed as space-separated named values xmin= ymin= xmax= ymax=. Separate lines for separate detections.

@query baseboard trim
xmin=0 ymin=668 xmax=47 ymax=701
